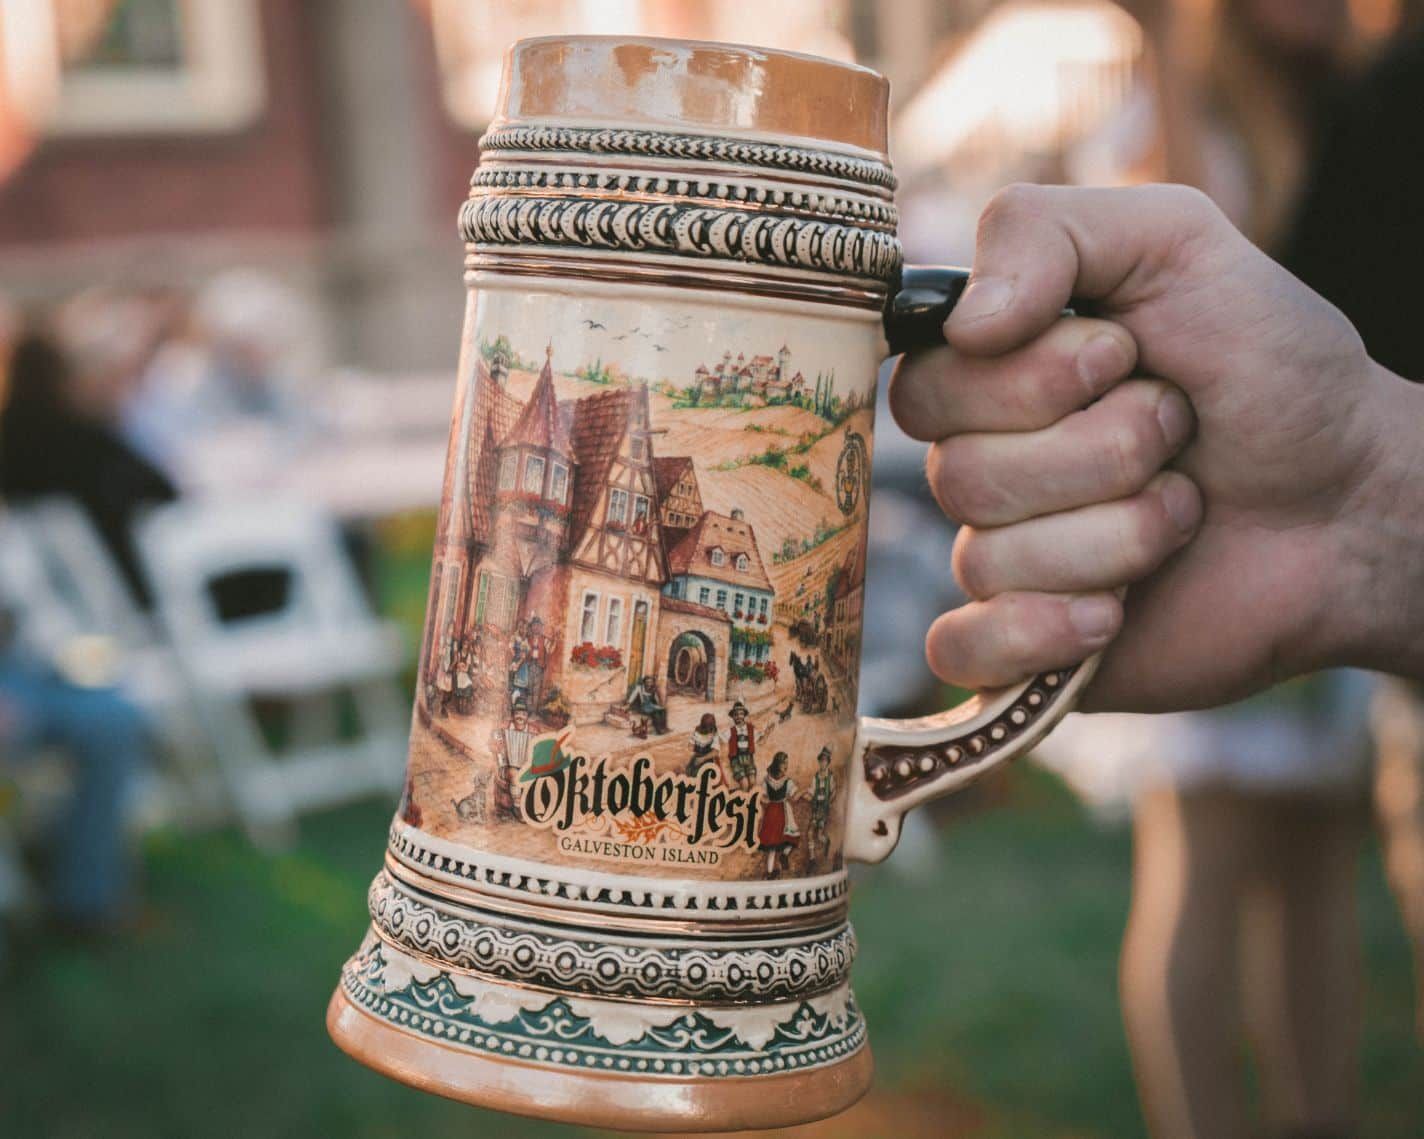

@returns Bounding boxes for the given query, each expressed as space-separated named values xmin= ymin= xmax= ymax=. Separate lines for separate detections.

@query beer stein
xmin=328 ymin=35 xmax=1098 ymax=1132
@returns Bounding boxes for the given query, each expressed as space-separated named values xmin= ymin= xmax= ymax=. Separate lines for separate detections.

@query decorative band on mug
xmin=340 ymin=934 xmax=868 ymax=1079
xmin=469 ymin=168 xmax=899 ymax=229
xmin=366 ymin=871 xmax=856 ymax=1004
xmin=384 ymin=823 xmax=852 ymax=919
xmin=458 ymin=195 xmax=903 ymax=281
xmin=477 ymin=125 xmax=897 ymax=192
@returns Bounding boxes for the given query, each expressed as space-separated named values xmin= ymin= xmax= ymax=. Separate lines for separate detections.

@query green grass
xmin=1 ymin=767 xmax=1418 ymax=1137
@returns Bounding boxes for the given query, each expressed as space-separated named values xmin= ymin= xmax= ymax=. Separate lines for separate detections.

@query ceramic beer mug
xmin=328 ymin=36 xmax=1099 ymax=1132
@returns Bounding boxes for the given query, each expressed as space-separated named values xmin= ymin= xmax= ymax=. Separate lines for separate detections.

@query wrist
xmin=1319 ymin=361 xmax=1424 ymax=676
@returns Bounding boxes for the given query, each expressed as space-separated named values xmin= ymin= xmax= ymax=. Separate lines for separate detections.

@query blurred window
xmin=698 ymin=587 xmax=710 ymax=606
xmin=550 ymin=462 xmax=568 ymax=504
xmin=36 ymin=0 xmax=266 ymax=136
xmin=498 ymin=453 xmax=517 ymax=491
xmin=426 ymin=0 xmax=855 ymax=130
xmin=523 ymin=455 xmax=545 ymax=495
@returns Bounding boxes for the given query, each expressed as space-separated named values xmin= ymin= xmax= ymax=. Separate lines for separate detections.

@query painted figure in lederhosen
xmin=727 ymin=701 xmax=756 ymax=791
xmin=756 ymin=751 xmax=800 ymax=879
xmin=453 ymin=642 xmax=476 ymax=715
xmin=489 ymin=698 xmax=532 ymax=822
xmin=507 ymin=619 xmax=532 ymax=707
xmin=433 ymin=632 xmax=455 ymax=716
xmin=522 ymin=616 xmax=552 ymax=709
xmin=807 ymin=745 xmax=835 ymax=868
xmin=686 ymin=712 xmax=724 ymax=780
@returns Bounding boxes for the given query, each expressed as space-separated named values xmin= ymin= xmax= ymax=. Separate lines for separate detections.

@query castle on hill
xmin=694 ymin=344 xmax=807 ymax=405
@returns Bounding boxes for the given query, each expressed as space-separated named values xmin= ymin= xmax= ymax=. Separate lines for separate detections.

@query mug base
xmin=327 ymin=986 xmax=873 ymax=1132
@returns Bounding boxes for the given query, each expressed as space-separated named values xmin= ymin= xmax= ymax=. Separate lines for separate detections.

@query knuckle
xmin=928 ymin=439 xmax=995 ymax=525
xmin=951 ymin=531 xmax=995 ymax=600
xmin=1164 ymin=184 xmax=1222 ymax=231
xmin=1114 ymin=495 xmax=1171 ymax=574
xmin=979 ymin=182 xmax=1043 ymax=238
xmin=991 ymin=595 xmax=1042 ymax=673
xmin=1097 ymin=415 xmax=1154 ymax=493
xmin=887 ymin=355 xmax=944 ymax=440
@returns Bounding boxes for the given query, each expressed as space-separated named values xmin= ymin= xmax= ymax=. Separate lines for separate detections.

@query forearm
xmin=1323 ymin=361 xmax=1424 ymax=678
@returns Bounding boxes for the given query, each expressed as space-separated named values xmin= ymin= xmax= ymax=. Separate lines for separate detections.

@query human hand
xmin=889 ymin=184 xmax=1424 ymax=712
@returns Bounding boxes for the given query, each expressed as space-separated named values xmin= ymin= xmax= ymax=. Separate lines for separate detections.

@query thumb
xmin=945 ymin=183 xmax=1229 ymax=357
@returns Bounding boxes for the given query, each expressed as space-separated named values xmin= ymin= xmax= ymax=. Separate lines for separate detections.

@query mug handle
xmin=844 ymin=267 xmax=1103 ymax=863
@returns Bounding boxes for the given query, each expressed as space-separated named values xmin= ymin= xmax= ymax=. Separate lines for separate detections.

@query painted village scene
xmin=400 ymin=298 xmax=876 ymax=882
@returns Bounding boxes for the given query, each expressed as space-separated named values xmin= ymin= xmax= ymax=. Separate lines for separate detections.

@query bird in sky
xmin=653 ymin=344 xmax=668 ymax=352
xmin=582 ymin=319 xmax=606 ymax=330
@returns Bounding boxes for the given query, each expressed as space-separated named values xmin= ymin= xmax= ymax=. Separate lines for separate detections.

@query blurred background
xmin=1 ymin=1 xmax=1421 ymax=1136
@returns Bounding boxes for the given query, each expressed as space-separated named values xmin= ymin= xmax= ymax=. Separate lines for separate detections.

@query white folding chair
xmin=135 ymin=499 xmax=408 ymax=845
xmin=12 ymin=499 xmax=219 ymax=824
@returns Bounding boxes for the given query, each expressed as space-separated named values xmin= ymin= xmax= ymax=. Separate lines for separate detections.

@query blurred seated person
xmin=0 ymin=590 xmax=146 ymax=940
xmin=122 ymin=269 xmax=320 ymax=487
xmin=0 ymin=308 xmax=177 ymax=606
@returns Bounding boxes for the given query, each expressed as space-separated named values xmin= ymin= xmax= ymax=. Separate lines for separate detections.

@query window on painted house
xmin=710 ymin=548 xmax=725 ymax=567
xmin=716 ymin=589 xmax=728 ymax=610
xmin=735 ymin=553 xmax=749 ymax=571
xmin=580 ymin=593 xmax=599 ymax=642
xmin=605 ymin=598 xmax=623 ymax=645
xmin=698 ymin=587 xmax=711 ymax=605
xmin=550 ymin=462 xmax=568 ymax=503
xmin=523 ymin=455 xmax=546 ymax=494
xmin=498 ymin=452 xmax=517 ymax=491
xmin=607 ymin=488 xmax=629 ymax=526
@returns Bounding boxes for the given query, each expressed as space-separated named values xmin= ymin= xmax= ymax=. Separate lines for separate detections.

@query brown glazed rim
xmin=493 ymin=35 xmax=891 ymax=159
xmin=328 ymin=986 xmax=874 ymax=1132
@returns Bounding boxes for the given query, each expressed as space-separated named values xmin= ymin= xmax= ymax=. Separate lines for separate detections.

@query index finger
xmin=945 ymin=183 xmax=1228 ymax=357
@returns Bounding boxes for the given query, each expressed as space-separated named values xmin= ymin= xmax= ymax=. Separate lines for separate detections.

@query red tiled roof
xmin=660 ymin=596 xmax=732 ymax=624
xmin=565 ymin=386 xmax=637 ymax=547
xmin=499 ymin=350 xmax=574 ymax=457
xmin=651 ymin=455 xmax=694 ymax=504
xmin=666 ymin=511 xmax=773 ymax=593
xmin=461 ymin=359 xmax=522 ymax=543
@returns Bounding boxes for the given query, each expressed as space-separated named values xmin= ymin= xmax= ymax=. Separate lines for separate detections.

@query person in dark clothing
xmin=1282 ymin=32 xmax=1424 ymax=386
xmin=0 ymin=329 xmax=176 ymax=605
xmin=1281 ymin=29 xmax=1424 ymax=1041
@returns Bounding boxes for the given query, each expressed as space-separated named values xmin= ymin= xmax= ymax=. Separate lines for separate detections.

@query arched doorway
xmin=667 ymin=631 xmax=715 ymax=701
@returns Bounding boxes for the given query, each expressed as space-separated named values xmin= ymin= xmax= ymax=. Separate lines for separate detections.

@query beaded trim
xmin=864 ymin=667 xmax=1081 ymax=799
xmin=478 ymin=124 xmax=896 ymax=191
xmin=368 ymin=871 xmax=856 ymax=1004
